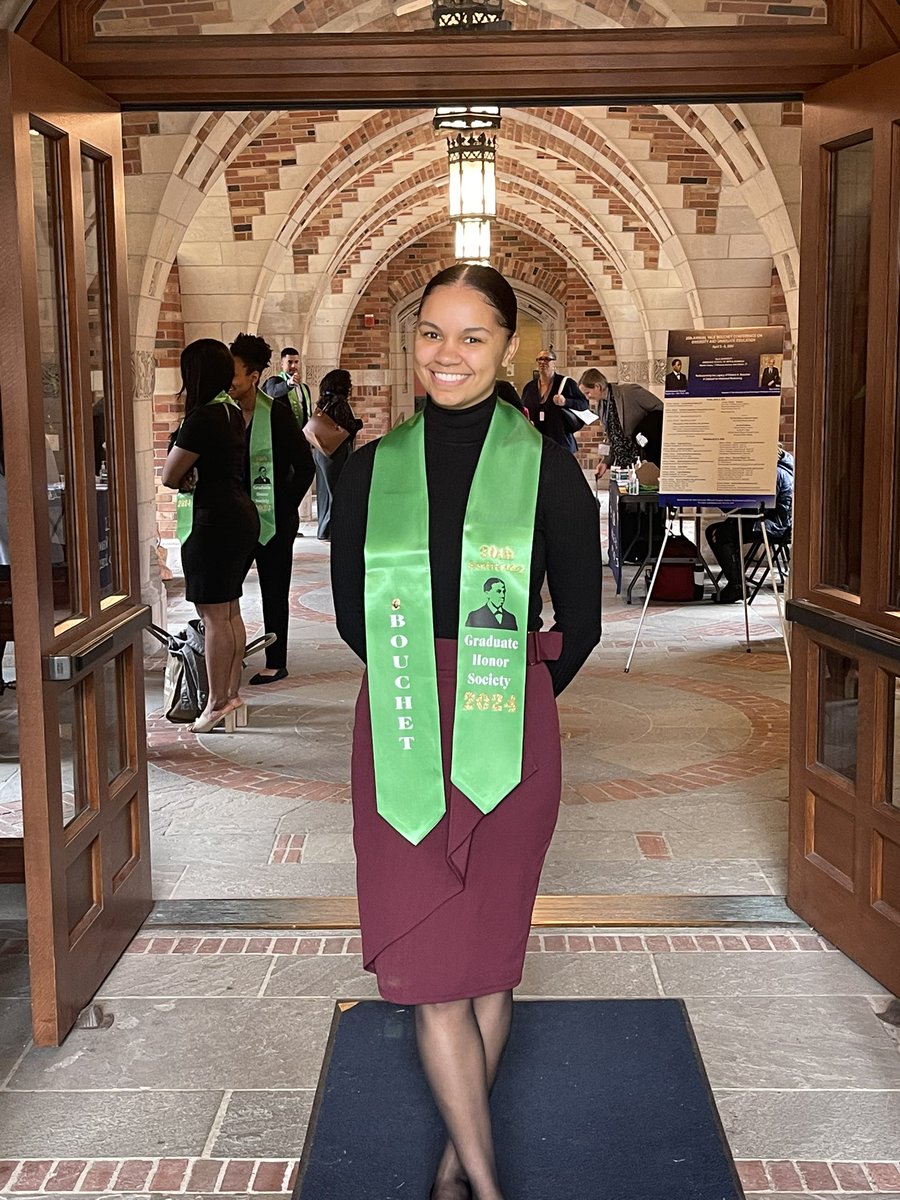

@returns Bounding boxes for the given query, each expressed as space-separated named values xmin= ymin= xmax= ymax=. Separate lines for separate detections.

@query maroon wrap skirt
xmin=351 ymin=632 xmax=562 ymax=1005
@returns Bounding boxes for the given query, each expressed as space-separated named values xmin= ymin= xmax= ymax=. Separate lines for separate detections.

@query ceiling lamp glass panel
xmin=455 ymin=218 xmax=491 ymax=264
xmin=447 ymin=133 xmax=496 ymax=220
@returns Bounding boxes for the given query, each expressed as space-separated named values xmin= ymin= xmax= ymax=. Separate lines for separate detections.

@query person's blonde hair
xmin=579 ymin=369 xmax=608 ymax=389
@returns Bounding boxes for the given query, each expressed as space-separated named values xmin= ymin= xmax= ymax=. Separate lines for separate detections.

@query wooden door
xmin=788 ymin=51 xmax=900 ymax=995
xmin=0 ymin=31 xmax=151 ymax=1046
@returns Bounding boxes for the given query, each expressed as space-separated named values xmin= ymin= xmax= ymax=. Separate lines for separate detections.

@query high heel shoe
xmin=190 ymin=705 xmax=239 ymax=733
xmin=233 ymin=700 xmax=248 ymax=728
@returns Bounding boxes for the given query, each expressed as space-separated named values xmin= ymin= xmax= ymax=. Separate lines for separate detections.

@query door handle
xmin=44 ymin=636 xmax=114 ymax=681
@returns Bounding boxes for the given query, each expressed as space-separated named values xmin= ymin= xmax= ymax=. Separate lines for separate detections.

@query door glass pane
xmin=821 ymin=138 xmax=872 ymax=595
xmin=82 ymin=152 xmax=121 ymax=601
xmin=816 ymin=646 xmax=859 ymax=783
xmin=0 ymin=617 xmax=20 ymax=837
xmin=101 ymin=653 xmax=129 ymax=784
xmin=58 ymin=683 xmax=88 ymax=827
xmin=31 ymin=127 xmax=77 ymax=623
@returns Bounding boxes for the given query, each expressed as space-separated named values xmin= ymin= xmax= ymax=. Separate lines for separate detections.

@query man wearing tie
xmin=465 ymin=577 xmax=518 ymax=630
xmin=761 ymin=361 xmax=781 ymax=389
xmin=665 ymin=358 xmax=688 ymax=391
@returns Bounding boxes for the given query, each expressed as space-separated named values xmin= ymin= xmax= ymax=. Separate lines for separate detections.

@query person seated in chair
xmin=706 ymin=447 xmax=794 ymax=603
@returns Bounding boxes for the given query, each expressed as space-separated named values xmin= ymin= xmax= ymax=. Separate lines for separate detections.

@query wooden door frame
xmin=0 ymin=30 xmax=152 ymax=1043
xmin=12 ymin=0 xmax=900 ymax=108
xmin=786 ymin=50 xmax=900 ymax=996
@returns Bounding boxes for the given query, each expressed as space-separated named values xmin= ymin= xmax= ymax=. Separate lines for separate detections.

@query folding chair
xmin=743 ymin=535 xmax=791 ymax=603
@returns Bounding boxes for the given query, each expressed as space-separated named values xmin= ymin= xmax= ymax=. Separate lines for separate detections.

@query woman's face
xmin=229 ymin=357 xmax=259 ymax=404
xmin=414 ymin=284 xmax=518 ymax=411
xmin=536 ymin=353 xmax=555 ymax=383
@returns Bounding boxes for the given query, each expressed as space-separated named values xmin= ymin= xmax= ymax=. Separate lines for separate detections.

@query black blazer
xmin=521 ymin=372 xmax=589 ymax=453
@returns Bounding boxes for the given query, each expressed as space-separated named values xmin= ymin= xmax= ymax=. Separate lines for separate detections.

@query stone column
xmin=132 ymin=349 xmax=167 ymax=628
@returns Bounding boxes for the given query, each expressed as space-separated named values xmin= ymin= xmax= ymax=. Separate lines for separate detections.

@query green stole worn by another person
xmin=175 ymin=392 xmax=240 ymax=544
xmin=281 ymin=372 xmax=311 ymax=430
xmin=247 ymin=389 xmax=276 ymax=546
xmin=364 ymin=398 xmax=542 ymax=844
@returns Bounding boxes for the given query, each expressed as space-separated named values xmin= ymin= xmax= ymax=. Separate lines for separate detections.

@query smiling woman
xmin=330 ymin=264 xmax=603 ymax=1198
xmin=414 ymin=269 xmax=519 ymax=411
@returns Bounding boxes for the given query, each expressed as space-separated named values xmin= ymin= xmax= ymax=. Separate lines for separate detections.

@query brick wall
xmin=95 ymin=0 xmax=234 ymax=35
xmin=122 ymin=111 xmax=159 ymax=176
xmin=225 ymin=111 xmax=341 ymax=239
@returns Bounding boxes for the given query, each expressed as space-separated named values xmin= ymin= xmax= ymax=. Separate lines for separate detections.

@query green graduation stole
xmin=282 ymin=372 xmax=311 ymax=430
xmin=175 ymin=392 xmax=239 ymax=544
xmin=364 ymin=399 xmax=542 ymax=844
xmin=248 ymin=389 xmax=276 ymax=546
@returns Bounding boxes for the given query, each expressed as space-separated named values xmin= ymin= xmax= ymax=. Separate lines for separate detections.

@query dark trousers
xmin=253 ymin=512 xmax=299 ymax=669
xmin=705 ymin=518 xmax=751 ymax=587
xmin=313 ymin=440 xmax=351 ymax=539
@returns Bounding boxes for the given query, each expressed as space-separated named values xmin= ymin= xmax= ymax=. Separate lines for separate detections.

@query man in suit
xmin=665 ymin=358 xmax=688 ymax=391
xmin=761 ymin=362 xmax=781 ymax=389
xmin=592 ymin=371 xmax=664 ymax=476
xmin=466 ymin=577 xmax=518 ymax=630
xmin=261 ymin=346 xmax=313 ymax=430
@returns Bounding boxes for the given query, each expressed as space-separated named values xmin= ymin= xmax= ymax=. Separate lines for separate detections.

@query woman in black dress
xmin=312 ymin=368 xmax=362 ymax=541
xmin=331 ymin=266 xmax=602 ymax=1200
xmin=162 ymin=340 xmax=259 ymax=732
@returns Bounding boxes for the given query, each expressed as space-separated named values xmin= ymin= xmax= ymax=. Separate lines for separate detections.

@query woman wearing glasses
xmin=520 ymin=349 xmax=589 ymax=453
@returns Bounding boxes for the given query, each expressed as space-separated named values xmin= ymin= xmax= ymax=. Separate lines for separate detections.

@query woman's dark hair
xmin=179 ymin=339 xmax=235 ymax=416
xmin=417 ymin=264 xmax=517 ymax=336
xmin=229 ymin=332 xmax=272 ymax=376
xmin=320 ymin=368 xmax=351 ymax=400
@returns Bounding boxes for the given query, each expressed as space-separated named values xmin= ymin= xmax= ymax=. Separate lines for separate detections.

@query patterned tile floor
xmin=0 ymin=515 xmax=898 ymax=1190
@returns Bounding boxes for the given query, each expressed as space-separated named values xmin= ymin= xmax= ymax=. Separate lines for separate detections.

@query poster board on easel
xmin=659 ymin=326 xmax=784 ymax=507
xmin=623 ymin=325 xmax=790 ymax=673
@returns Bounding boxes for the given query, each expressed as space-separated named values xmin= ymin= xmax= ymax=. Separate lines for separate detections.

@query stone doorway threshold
xmin=146 ymin=893 xmax=800 ymax=930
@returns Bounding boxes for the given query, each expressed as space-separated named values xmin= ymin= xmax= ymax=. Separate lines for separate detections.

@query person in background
xmin=162 ymin=340 xmax=259 ymax=732
xmin=520 ymin=349 xmax=589 ymax=452
xmin=591 ymin=370 xmax=664 ymax=478
xmin=578 ymin=368 xmax=607 ymax=414
xmin=229 ymin=333 xmax=315 ymax=684
xmin=331 ymin=264 xmax=602 ymax=1200
xmin=706 ymin=446 xmax=794 ymax=603
xmin=312 ymin=368 xmax=362 ymax=542
xmin=261 ymin=346 xmax=313 ymax=431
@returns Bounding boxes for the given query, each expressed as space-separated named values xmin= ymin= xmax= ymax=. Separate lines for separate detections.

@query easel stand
xmin=624 ymin=506 xmax=791 ymax=673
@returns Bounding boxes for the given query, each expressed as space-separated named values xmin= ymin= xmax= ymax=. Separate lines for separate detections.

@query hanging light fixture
xmin=430 ymin=0 xmax=511 ymax=29
xmin=433 ymin=106 xmax=502 ymax=133
xmin=446 ymin=130 xmax=496 ymax=264
xmin=429 ymin=3 xmax=503 ymax=264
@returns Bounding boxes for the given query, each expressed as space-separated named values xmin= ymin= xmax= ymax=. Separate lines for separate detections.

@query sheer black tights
xmin=415 ymin=990 xmax=513 ymax=1200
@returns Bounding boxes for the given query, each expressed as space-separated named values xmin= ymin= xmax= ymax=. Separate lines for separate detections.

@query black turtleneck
xmin=330 ymin=395 xmax=602 ymax=695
